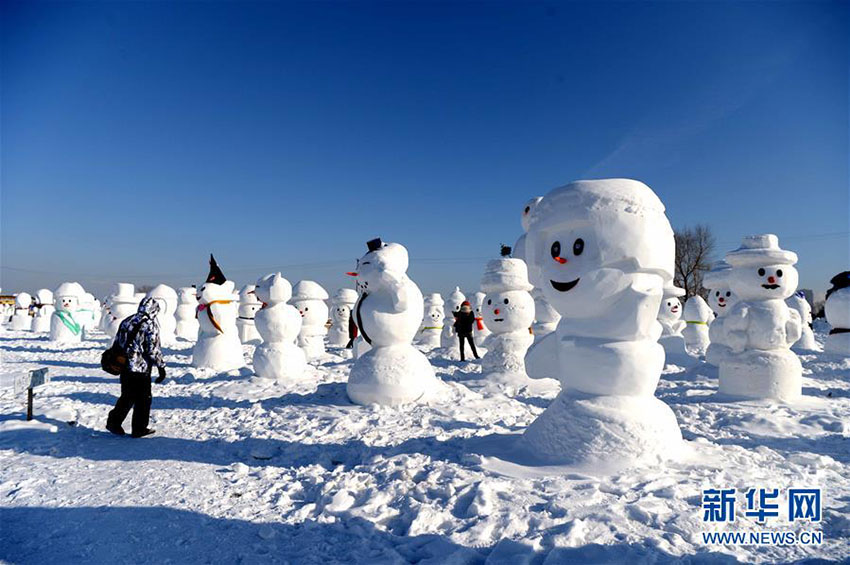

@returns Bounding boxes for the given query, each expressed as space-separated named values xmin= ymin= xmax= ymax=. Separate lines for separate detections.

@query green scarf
xmin=56 ymin=310 xmax=81 ymax=335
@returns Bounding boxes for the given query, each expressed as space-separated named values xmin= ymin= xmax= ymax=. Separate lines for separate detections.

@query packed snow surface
xmin=0 ymin=327 xmax=848 ymax=564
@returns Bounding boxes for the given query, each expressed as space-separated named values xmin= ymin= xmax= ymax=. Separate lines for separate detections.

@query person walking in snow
xmin=453 ymin=300 xmax=480 ymax=361
xmin=106 ymin=297 xmax=167 ymax=438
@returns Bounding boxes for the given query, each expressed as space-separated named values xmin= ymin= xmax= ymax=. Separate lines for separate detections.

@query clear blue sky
xmin=2 ymin=1 xmax=847 ymax=300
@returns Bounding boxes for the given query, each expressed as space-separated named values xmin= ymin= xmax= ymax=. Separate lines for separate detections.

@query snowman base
xmin=417 ymin=332 xmax=441 ymax=349
xmin=719 ymin=349 xmax=802 ymax=402
xmin=327 ymin=330 xmax=349 ymax=348
xmin=660 ymin=336 xmax=697 ymax=367
xmin=791 ymin=331 xmax=820 ymax=353
xmin=824 ymin=333 xmax=850 ymax=356
xmin=347 ymin=344 xmax=438 ymax=406
xmin=236 ymin=321 xmax=262 ymax=345
xmin=705 ymin=342 xmax=731 ymax=367
xmin=353 ymin=337 xmax=372 ymax=359
xmin=192 ymin=334 xmax=245 ymax=373
xmin=253 ymin=343 xmax=308 ymax=381
xmin=299 ymin=334 xmax=327 ymax=361
xmin=521 ymin=391 xmax=683 ymax=469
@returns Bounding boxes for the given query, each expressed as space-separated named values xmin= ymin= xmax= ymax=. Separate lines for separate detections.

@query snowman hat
xmin=725 ymin=234 xmax=797 ymax=267
xmin=826 ymin=271 xmax=850 ymax=300
xmin=206 ymin=254 xmax=227 ymax=284
xmin=662 ymin=284 xmax=686 ymax=298
xmin=424 ymin=293 xmax=444 ymax=307
xmin=54 ymin=281 xmax=85 ymax=299
xmin=110 ymin=283 xmax=137 ymax=304
xmin=703 ymin=261 xmax=733 ymax=290
xmin=332 ymin=288 xmax=358 ymax=305
xmin=481 ymin=257 xmax=534 ymax=293
xmin=292 ymin=280 xmax=329 ymax=301
xmin=35 ymin=289 xmax=54 ymax=305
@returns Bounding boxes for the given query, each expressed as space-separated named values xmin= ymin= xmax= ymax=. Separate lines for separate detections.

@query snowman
xmin=717 ymin=235 xmax=802 ymax=401
xmin=440 ymin=287 xmax=466 ymax=359
xmin=786 ymin=292 xmax=819 ymax=352
xmin=327 ymin=288 xmax=358 ymax=348
xmin=50 ymin=282 xmax=86 ymax=343
xmin=236 ymin=284 xmax=263 ymax=345
xmin=522 ymin=179 xmax=683 ymax=467
xmin=252 ymin=273 xmax=307 ymax=381
xmin=105 ymin=283 xmax=140 ymax=339
xmin=347 ymin=238 xmax=439 ymax=405
xmin=704 ymin=262 xmax=740 ymax=366
xmin=77 ymin=292 xmax=98 ymax=333
xmin=31 ymin=289 xmax=54 ymax=333
xmin=290 ymin=281 xmax=329 ymax=361
xmin=479 ymin=255 xmax=535 ymax=383
xmin=657 ymin=284 xmax=691 ymax=364
xmin=417 ymin=293 xmax=445 ymax=349
xmin=192 ymin=255 xmax=245 ymax=372
xmin=175 ymin=287 xmax=200 ymax=341
xmin=471 ymin=291 xmax=492 ymax=348
xmin=513 ymin=196 xmax=543 ymax=264
xmin=9 ymin=293 xmax=32 ymax=331
xmin=682 ymin=295 xmax=712 ymax=355
xmin=147 ymin=284 xmax=178 ymax=345
xmin=824 ymin=271 xmax=850 ymax=355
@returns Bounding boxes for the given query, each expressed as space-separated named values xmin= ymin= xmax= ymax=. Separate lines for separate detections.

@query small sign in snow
xmin=14 ymin=368 xmax=50 ymax=395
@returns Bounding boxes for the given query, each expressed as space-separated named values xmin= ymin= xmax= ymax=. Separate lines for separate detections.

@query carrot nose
xmin=346 ymin=272 xmax=358 ymax=277
xmin=494 ymin=309 xmax=500 ymax=315
xmin=719 ymin=298 xmax=724 ymax=302
xmin=554 ymin=256 xmax=567 ymax=264
xmin=768 ymin=276 xmax=776 ymax=283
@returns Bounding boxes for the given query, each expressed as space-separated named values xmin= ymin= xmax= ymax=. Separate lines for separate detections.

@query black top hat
xmin=500 ymin=245 xmax=512 ymax=257
xmin=206 ymin=254 xmax=227 ymax=284
xmin=826 ymin=271 xmax=850 ymax=300
xmin=367 ymin=238 xmax=383 ymax=252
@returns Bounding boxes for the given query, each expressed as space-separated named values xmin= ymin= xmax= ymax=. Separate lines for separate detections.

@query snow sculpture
xmin=717 ymin=235 xmax=802 ymax=401
xmin=31 ymin=289 xmax=54 ymax=333
xmin=471 ymin=291 xmax=492 ymax=348
xmin=657 ymin=284 xmax=691 ymax=364
xmin=417 ymin=293 xmax=445 ymax=348
xmin=10 ymin=292 xmax=32 ymax=330
xmin=328 ymin=288 xmax=358 ymax=348
xmin=682 ymin=295 xmax=712 ymax=355
xmin=824 ymin=271 xmax=850 ymax=355
xmin=347 ymin=238 xmax=438 ymax=405
xmin=513 ymin=196 xmax=543 ymax=264
xmin=50 ymin=282 xmax=86 ymax=343
xmin=440 ymin=286 xmax=466 ymax=359
xmin=291 ymin=281 xmax=329 ymax=361
xmin=105 ymin=283 xmax=139 ymax=339
xmin=252 ymin=273 xmax=307 ymax=381
xmin=786 ymin=292 xmax=818 ymax=352
xmin=522 ymin=179 xmax=683 ymax=467
xmin=147 ymin=284 xmax=178 ymax=344
xmin=704 ymin=262 xmax=740 ymax=366
xmin=175 ymin=287 xmax=200 ymax=341
xmin=236 ymin=284 xmax=263 ymax=345
xmin=192 ymin=255 xmax=244 ymax=372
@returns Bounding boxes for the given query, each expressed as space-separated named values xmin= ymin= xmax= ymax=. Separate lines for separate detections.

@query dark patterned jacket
xmin=116 ymin=297 xmax=165 ymax=374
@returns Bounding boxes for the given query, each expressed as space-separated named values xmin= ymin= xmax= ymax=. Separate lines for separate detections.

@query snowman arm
xmin=525 ymin=332 xmax=558 ymax=379
xmin=723 ymin=306 xmax=749 ymax=353
xmin=379 ymin=272 xmax=408 ymax=312
xmin=786 ymin=309 xmax=802 ymax=345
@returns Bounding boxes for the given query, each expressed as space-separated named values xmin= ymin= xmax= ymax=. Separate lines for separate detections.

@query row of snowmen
xmin=2 ymin=284 xmax=103 ymax=338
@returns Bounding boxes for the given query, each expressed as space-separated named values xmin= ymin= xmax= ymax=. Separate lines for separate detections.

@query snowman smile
xmin=550 ymin=278 xmax=579 ymax=292
xmin=761 ymin=283 xmax=780 ymax=290
xmin=493 ymin=318 xmax=504 ymax=322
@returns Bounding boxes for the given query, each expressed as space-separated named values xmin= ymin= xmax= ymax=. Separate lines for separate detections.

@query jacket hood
xmin=138 ymin=296 xmax=161 ymax=318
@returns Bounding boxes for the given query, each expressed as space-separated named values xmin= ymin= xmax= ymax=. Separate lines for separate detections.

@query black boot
xmin=131 ymin=428 xmax=156 ymax=438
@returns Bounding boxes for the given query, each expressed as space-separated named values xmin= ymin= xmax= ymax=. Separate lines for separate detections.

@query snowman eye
xmin=758 ymin=268 xmax=766 ymax=276
xmin=487 ymin=299 xmax=491 ymax=305
xmin=524 ymin=206 xmax=530 ymax=214
xmin=503 ymin=298 xmax=509 ymax=304
xmin=715 ymin=291 xmax=719 ymax=297
xmin=776 ymin=269 xmax=783 ymax=278
xmin=550 ymin=241 xmax=561 ymax=259
xmin=573 ymin=238 xmax=584 ymax=256
xmin=305 ymin=307 xmax=309 ymax=311
xmin=726 ymin=291 xmax=731 ymax=297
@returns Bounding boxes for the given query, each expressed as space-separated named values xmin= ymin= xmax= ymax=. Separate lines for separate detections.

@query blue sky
xmin=2 ymin=1 xmax=847 ymax=300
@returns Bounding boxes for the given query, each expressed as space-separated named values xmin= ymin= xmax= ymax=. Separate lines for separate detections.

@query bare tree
xmin=674 ymin=224 xmax=715 ymax=299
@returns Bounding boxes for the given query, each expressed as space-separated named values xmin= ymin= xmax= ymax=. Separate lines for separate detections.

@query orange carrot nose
xmin=346 ymin=272 xmax=358 ymax=277
xmin=494 ymin=309 xmax=500 ymax=315
xmin=554 ymin=256 xmax=567 ymax=264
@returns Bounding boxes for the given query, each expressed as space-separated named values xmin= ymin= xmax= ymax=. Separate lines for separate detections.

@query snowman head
xmin=254 ymin=273 xmax=292 ymax=306
xmin=291 ymin=281 xmax=329 ymax=326
xmin=54 ymin=282 xmax=85 ymax=312
xmin=480 ymin=257 xmax=535 ymax=334
xmin=354 ymin=239 xmax=409 ymax=294
xmin=708 ymin=287 xmax=738 ymax=316
xmin=527 ymin=179 xmax=674 ymax=318
xmin=178 ymin=287 xmax=198 ymax=305
xmin=147 ymin=284 xmax=178 ymax=316
xmin=331 ymin=304 xmax=351 ymax=323
xmin=726 ymin=235 xmax=798 ymax=301
xmin=472 ymin=291 xmax=486 ymax=316
xmin=445 ymin=287 xmax=466 ymax=316
xmin=520 ymin=196 xmax=543 ymax=233
xmin=658 ymin=297 xmax=682 ymax=322
xmin=198 ymin=280 xmax=236 ymax=305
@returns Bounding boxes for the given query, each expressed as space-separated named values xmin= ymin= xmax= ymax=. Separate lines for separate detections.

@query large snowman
xmin=31 ymin=289 xmax=55 ymax=333
xmin=704 ymin=262 xmax=740 ymax=366
xmin=252 ymin=273 xmax=307 ymax=381
xmin=347 ymin=238 xmax=439 ymax=406
xmin=786 ymin=292 xmax=819 ymax=352
xmin=50 ymin=282 xmax=86 ymax=343
xmin=657 ymin=284 xmax=691 ymax=364
xmin=105 ymin=283 xmax=140 ymax=339
xmin=236 ymin=284 xmax=263 ymax=345
xmin=824 ymin=271 xmax=850 ymax=355
xmin=417 ymin=293 xmax=445 ymax=349
xmin=175 ymin=287 xmax=200 ymax=341
xmin=522 ymin=179 xmax=683 ymax=468
xmin=147 ymin=284 xmax=178 ymax=345
xmin=717 ymin=235 xmax=802 ymax=401
xmin=328 ymin=288 xmax=358 ymax=348
xmin=191 ymin=256 xmax=245 ymax=372
xmin=10 ymin=293 xmax=32 ymax=331
xmin=479 ymin=255 xmax=535 ymax=383
xmin=682 ymin=295 xmax=712 ymax=355
xmin=291 ymin=281 xmax=329 ymax=361
xmin=471 ymin=291 xmax=492 ymax=348
xmin=440 ymin=287 xmax=466 ymax=358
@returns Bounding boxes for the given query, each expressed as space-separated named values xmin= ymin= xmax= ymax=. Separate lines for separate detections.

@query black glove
xmin=155 ymin=366 xmax=166 ymax=384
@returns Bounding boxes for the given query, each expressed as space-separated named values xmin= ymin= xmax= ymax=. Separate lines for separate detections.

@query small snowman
xmin=291 ymin=281 xmax=330 ymax=361
xmin=347 ymin=238 xmax=439 ymax=406
xmin=704 ymin=262 xmax=740 ymax=366
xmin=77 ymin=292 xmax=98 ymax=334
xmin=786 ymin=292 xmax=819 ymax=352
xmin=253 ymin=273 xmax=307 ymax=381
xmin=512 ymin=196 xmax=543 ymax=264
xmin=682 ymin=295 xmax=712 ymax=355
xmin=522 ymin=179 xmax=683 ymax=467
xmin=192 ymin=255 xmax=245 ymax=372
xmin=147 ymin=284 xmax=179 ymax=345
xmin=175 ymin=287 xmax=200 ymax=341
xmin=417 ymin=293 xmax=445 ymax=349
xmin=440 ymin=286 xmax=466 ymax=359
xmin=10 ymin=293 xmax=32 ymax=331
xmin=479 ymin=253 xmax=535 ymax=383
xmin=31 ymin=289 xmax=54 ymax=333
xmin=824 ymin=271 xmax=850 ymax=355
xmin=471 ymin=291 xmax=492 ymax=349
xmin=105 ymin=284 xmax=140 ymax=339
xmin=50 ymin=282 xmax=86 ymax=343
xmin=236 ymin=284 xmax=263 ymax=345
xmin=718 ymin=235 xmax=802 ymax=401
xmin=328 ymin=288 xmax=358 ymax=348
xmin=657 ymin=284 xmax=691 ymax=364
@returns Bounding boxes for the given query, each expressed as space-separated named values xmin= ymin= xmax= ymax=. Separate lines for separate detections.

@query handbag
xmin=100 ymin=317 xmax=147 ymax=375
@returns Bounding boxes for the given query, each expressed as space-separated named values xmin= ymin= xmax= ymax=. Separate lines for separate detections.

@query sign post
xmin=14 ymin=368 xmax=50 ymax=421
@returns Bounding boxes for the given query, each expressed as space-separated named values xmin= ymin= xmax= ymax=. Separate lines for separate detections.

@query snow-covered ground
xmin=1 ymin=328 xmax=848 ymax=564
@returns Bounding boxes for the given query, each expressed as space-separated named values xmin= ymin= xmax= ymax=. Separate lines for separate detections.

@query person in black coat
xmin=453 ymin=300 xmax=479 ymax=361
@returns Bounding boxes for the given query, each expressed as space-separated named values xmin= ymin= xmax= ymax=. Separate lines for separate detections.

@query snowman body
xmin=106 ymin=284 xmax=140 ymax=339
xmin=175 ymin=287 xmax=200 ymax=341
xmin=417 ymin=293 xmax=444 ymax=349
xmin=252 ymin=273 xmax=307 ymax=381
xmin=786 ymin=293 xmax=818 ymax=352
xmin=328 ymin=288 xmax=358 ymax=348
xmin=705 ymin=274 xmax=739 ymax=366
xmin=291 ymin=281 xmax=329 ymax=361
xmin=825 ymin=285 xmax=850 ymax=355
xmin=192 ymin=280 xmax=244 ymax=372
xmin=50 ymin=282 xmax=86 ymax=343
xmin=236 ymin=285 xmax=263 ymax=345
xmin=31 ymin=289 xmax=55 ymax=333
xmin=347 ymin=240 xmax=438 ymax=406
xmin=682 ymin=295 xmax=712 ymax=355
xmin=440 ymin=287 xmax=466 ymax=358
xmin=147 ymin=284 xmax=178 ymax=345
xmin=657 ymin=289 xmax=691 ymax=364
xmin=10 ymin=293 xmax=32 ymax=331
